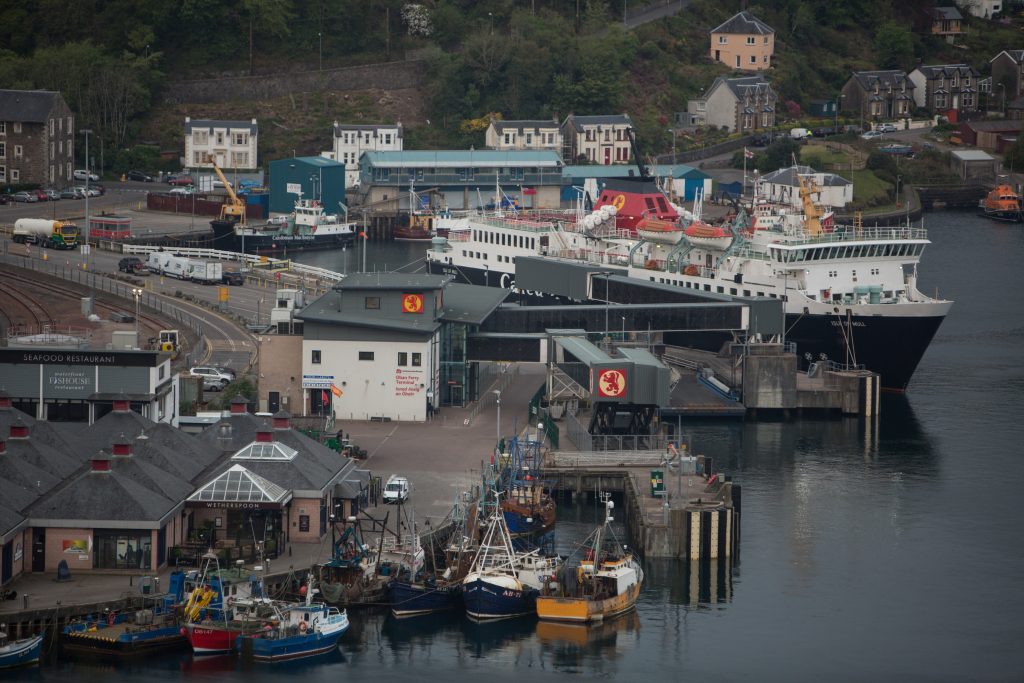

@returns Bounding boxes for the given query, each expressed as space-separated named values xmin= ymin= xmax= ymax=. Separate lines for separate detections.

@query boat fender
xmin=107 ymin=612 xmax=116 ymax=626
xmin=299 ymin=621 xmax=308 ymax=633
xmin=577 ymin=567 xmax=585 ymax=584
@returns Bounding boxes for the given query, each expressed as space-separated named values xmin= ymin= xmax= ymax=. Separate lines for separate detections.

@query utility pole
xmin=80 ymin=129 xmax=93 ymax=270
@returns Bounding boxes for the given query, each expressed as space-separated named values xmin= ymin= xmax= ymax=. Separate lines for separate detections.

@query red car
xmin=31 ymin=188 xmax=49 ymax=201
xmin=168 ymin=175 xmax=194 ymax=186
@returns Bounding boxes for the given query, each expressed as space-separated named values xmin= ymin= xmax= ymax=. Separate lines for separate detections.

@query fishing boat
xmin=236 ymin=577 xmax=349 ymax=663
xmin=536 ymin=496 xmax=643 ymax=623
xmin=211 ymin=193 xmax=356 ymax=254
xmin=389 ymin=497 xmax=478 ymax=618
xmin=182 ymin=552 xmax=275 ymax=654
xmin=462 ymin=506 xmax=560 ymax=621
xmin=496 ymin=436 xmax=556 ymax=538
xmin=62 ymin=572 xmax=193 ymax=655
xmin=0 ymin=632 xmax=42 ymax=669
xmin=978 ymin=183 xmax=1023 ymax=223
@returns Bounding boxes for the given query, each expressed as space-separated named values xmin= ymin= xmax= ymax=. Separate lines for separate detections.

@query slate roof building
xmin=686 ymin=75 xmax=777 ymax=133
xmin=841 ymin=71 xmax=916 ymax=122
xmin=330 ymin=121 xmax=403 ymax=188
xmin=709 ymin=11 xmax=775 ymax=71
xmin=757 ymin=165 xmax=854 ymax=209
xmin=485 ymin=119 xmax=563 ymax=153
xmin=561 ymin=114 xmax=634 ymax=165
xmin=0 ymin=89 xmax=75 ymax=186
xmin=990 ymin=50 xmax=1024 ymax=103
xmin=908 ymin=64 xmax=980 ymax=119
xmin=184 ymin=116 xmax=258 ymax=171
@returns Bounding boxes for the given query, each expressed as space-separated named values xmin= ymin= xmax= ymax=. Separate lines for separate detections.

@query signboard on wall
xmin=302 ymin=374 xmax=334 ymax=389
xmin=394 ymin=368 xmax=423 ymax=397
xmin=0 ymin=349 xmax=156 ymax=367
xmin=45 ymin=366 xmax=94 ymax=400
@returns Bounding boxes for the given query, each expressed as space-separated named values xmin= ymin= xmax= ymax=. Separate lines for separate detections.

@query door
xmin=268 ymin=391 xmax=280 ymax=414
xmin=603 ymin=148 xmax=611 ymax=165
xmin=32 ymin=528 xmax=45 ymax=572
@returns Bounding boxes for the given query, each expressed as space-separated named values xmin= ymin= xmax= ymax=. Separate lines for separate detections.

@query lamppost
xmin=493 ymin=389 xmax=501 ymax=447
xmin=318 ymin=32 xmax=323 ymax=71
xmin=895 ymin=175 xmax=902 ymax=208
xmin=667 ymin=128 xmax=676 ymax=165
xmin=80 ymin=129 xmax=93 ymax=259
xmin=131 ymin=288 xmax=141 ymax=345
xmin=257 ymin=296 xmax=263 ymax=325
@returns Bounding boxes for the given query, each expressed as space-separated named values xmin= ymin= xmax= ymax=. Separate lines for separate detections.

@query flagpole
xmin=743 ymin=147 xmax=748 ymax=200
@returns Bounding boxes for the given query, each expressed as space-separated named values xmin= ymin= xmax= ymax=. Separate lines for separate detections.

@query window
xmin=233 ymin=132 xmax=249 ymax=145
xmin=231 ymin=152 xmax=249 ymax=167
xmin=365 ymin=296 xmax=380 ymax=309
xmin=14 ymin=145 xmax=22 ymax=158
xmin=50 ymin=141 xmax=55 ymax=159
xmin=384 ymin=133 xmax=392 ymax=144
xmin=374 ymin=168 xmax=391 ymax=181
xmin=10 ymin=169 xmax=18 ymax=181
xmin=718 ymin=35 xmax=727 ymax=44
xmin=299 ymin=515 xmax=310 ymax=533
xmin=358 ymin=351 xmax=374 ymax=361
xmin=58 ymin=140 xmax=62 ymax=154
xmin=0 ymin=165 xmax=5 ymax=182
xmin=0 ymin=122 xmax=5 ymax=135
xmin=193 ymin=130 xmax=209 ymax=145
xmin=764 ymin=36 xmax=769 ymax=44
xmin=49 ymin=165 xmax=54 ymax=183
xmin=504 ymin=133 xmax=511 ymax=144
xmin=750 ymin=55 xmax=757 ymax=64
xmin=67 ymin=116 xmax=72 ymax=131
xmin=13 ymin=122 xmax=21 ymax=133
xmin=215 ymin=132 xmax=224 ymax=145
xmin=50 ymin=118 xmax=54 ymax=135
xmin=398 ymin=352 xmax=408 ymax=366
xmin=746 ymin=36 xmax=755 ymax=45
xmin=193 ymin=152 xmax=205 ymax=165
xmin=0 ymin=142 xmax=4 ymax=159
xmin=311 ymin=350 xmax=321 ymax=364
xmin=412 ymin=353 xmax=422 ymax=367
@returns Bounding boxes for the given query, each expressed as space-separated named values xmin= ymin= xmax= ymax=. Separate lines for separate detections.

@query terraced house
xmin=184 ymin=117 xmax=258 ymax=171
xmin=0 ymin=89 xmax=74 ymax=187
xmin=908 ymin=64 xmax=980 ymax=120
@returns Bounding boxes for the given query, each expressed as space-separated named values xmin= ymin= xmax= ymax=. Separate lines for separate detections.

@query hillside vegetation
xmin=0 ymin=0 xmax=1021 ymax=171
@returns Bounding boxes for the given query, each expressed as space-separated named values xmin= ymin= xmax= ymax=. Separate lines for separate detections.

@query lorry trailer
xmin=13 ymin=218 xmax=79 ymax=249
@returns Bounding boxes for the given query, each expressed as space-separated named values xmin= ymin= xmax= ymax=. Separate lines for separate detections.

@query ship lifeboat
xmin=979 ymin=184 xmax=1024 ymax=223
xmin=684 ymin=221 xmax=733 ymax=250
xmin=635 ymin=216 xmax=684 ymax=245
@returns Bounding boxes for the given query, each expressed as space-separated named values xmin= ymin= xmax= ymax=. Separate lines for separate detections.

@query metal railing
xmin=546 ymin=450 xmax=676 ymax=468
xmin=118 ymin=244 xmax=346 ymax=282
xmin=464 ymin=363 xmax=520 ymax=426
xmin=564 ymin=411 xmax=668 ymax=452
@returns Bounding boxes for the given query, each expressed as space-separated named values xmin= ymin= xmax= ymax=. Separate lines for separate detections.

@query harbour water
xmin=14 ymin=211 xmax=1024 ymax=680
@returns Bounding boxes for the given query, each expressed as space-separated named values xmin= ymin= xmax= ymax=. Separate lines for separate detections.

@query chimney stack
xmin=91 ymin=451 xmax=112 ymax=473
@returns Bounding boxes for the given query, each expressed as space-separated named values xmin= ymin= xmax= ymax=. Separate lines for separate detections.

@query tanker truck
xmin=13 ymin=218 xmax=80 ymax=249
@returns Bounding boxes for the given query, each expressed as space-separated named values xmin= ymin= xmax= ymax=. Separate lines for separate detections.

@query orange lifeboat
xmin=683 ymin=221 xmax=734 ymax=250
xmin=979 ymin=184 xmax=1023 ymax=223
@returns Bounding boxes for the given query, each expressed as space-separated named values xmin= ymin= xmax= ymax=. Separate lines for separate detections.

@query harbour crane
xmin=211 ymin=161 xmax=247 ymax=227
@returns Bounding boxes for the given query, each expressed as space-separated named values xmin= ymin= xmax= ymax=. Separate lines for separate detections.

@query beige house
xmin=485 ymin=119 xmax=562 ymax=152
xmin=709 ymin=11 xmax=775 ymax=72
xmin=686 ymin=75 xmax=777 ymax=133
xmin=561 ymin=114 xmax=633 ymax=165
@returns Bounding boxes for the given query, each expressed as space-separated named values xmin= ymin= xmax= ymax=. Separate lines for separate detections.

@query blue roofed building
xmin=562 ymin=164 xmax=712 ymax=203
xmin=355 ymin=150 xmax=566 ymax=210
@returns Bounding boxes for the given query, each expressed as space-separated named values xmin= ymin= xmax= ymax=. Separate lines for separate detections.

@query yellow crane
xmin=211 ymin=161 xmax=247 ymax=226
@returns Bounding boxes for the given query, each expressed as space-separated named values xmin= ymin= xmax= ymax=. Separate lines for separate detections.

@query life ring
xmin=299 ymin=621 xmax=308 ymax=633
xmin=684 ymin=264 xmax=699 ymax=276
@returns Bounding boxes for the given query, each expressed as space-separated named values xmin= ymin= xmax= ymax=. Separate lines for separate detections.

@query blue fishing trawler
xmin=237 ymin=579 xmax=349 ymax=663
xmin=0 ymin=632 xmax=42 ymax=669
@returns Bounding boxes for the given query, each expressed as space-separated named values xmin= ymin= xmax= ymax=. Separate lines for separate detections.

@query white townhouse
xmin=184 ymin=117 xmax=258 ymax=171
xmin=330 ymin=122 xmax=403 ymax=188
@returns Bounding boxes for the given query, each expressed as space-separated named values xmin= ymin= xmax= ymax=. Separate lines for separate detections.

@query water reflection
xmin=536 ymin=610 xmax=640 ymax=674
xmin=644 ymin=559 xmax=734 ymax=607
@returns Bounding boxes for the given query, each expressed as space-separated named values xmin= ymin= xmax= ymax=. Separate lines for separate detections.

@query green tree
xmin=757 ymin=138 xmax=802 ymax=173
xmin=874 ymin=21 xmax=913 ymax=69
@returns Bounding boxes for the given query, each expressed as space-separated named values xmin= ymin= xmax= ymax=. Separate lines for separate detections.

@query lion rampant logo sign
xmin=596 ymin=369 xmax=626 ymax=398
xmin=402 ymin=293 xmax=424 ymax=314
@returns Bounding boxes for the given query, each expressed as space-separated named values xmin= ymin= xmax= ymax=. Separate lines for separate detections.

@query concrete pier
xmin=542 ymin=450 xmax=740 ymax=561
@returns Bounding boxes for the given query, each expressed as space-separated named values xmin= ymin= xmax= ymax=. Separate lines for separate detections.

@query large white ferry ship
xmin=425 ymin=176 xmax=951 ymax=392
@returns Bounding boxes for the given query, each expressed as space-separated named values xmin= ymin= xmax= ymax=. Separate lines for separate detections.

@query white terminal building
xmin=292 ymin=274 xmax=508 ymax=422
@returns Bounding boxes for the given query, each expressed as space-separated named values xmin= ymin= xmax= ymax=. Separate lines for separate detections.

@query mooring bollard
xmin=23 ymin=593 xmax=29 ymax=609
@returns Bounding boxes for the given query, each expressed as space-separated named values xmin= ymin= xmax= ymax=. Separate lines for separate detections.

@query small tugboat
xmin=237 ymin=576 xmax=349 ymax=663
xmin=0 ymin=631 xmax=42 ymax=669
xmin=536 ymin=495 xmax=643 ymax=623
xmin=497 ymin=435 xmax=556 ymax=539
xmin=978 ymin=182 xmax=1023 ymax=223
xmin=62 ymin=572 xmax=192 ymax=655
xmin=462 ymin=504 xmax=560 ymax=621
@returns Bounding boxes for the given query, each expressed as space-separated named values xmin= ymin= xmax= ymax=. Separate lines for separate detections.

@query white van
xmin=789 ymin=128 xmax=810 ymax=141
xmin=383 ymin=475 xmax=410 ymax=504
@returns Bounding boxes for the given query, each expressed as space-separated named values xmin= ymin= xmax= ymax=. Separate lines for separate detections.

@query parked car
xmin=127 ymin=170 xmax=153 ymax=182
xmin=861 ymin=130 xmax=884 ymax=140
xmin=189 ymin=366 xmax=233 ymax=386
xmin=877 ymin=123 xmax=899 ymax=133
xmin=168 ymin=174 xmax=194 ymax=186
xmin=812 ymin=126 xmax=837 ymax=137
xmin=73 ymin=169 xmax=100 ymax=182
xmin=30 ymin=189 xmax=49 ymax=202
xmin=44 ymin=189 xmax=61 ymax=201
xmin=212 ymin=365 xmax=237 ymax=379
xmin=750 ymin=133 xmax=772 ymax=147
xmin=12 ymin=191 xmax=37 ymax=203
xmin=91 ymin=184 xmax=106 ymax=195
xmin=0 ymin=194 xmax=9 ymax=205
xmin=75 ymin=185 xmax=100 ymax=197
xmin=222 ymin=270 xmax=244 ymax=286
xmin=59 ymin=187 xmax=83 ymax=199
xmin=169 ymin=186 xmax=196 ymax=195
xmin=201 ymin=376 xmax=226 ymax=392
xmin=118 ymin=256 xmax=144 ymax=273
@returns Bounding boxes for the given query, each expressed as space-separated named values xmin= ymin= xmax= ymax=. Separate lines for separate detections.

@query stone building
xmin=0 ymin=89 xmax=74 ymax=187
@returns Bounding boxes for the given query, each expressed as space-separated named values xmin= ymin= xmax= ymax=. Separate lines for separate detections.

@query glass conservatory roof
xmin=187 ymin=464 xmax=290 ymax=505
xmin=231 ymin=441 xmax=298 ymax=461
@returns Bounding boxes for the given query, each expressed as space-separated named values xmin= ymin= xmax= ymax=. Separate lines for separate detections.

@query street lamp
xmin=80 ymin=129 xmax=93 ymax=258
xmin=318 ymin=32 xmax=323 ymax=71
xmin=895 ymin=175 xmax=902 ymax=208
xmin=257 ymin=296 xmax=263 ymax=325
xmin=493 ymin=389 xmax=501 ymax=448
xmin=131 ymin=288 xmax=142 ymax=345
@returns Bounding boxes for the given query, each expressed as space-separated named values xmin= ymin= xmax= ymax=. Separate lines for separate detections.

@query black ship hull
xmin=428 ymin=260 xmax=945 ymax=392
xmin=210 ymin=219 xmax=354 ymax=255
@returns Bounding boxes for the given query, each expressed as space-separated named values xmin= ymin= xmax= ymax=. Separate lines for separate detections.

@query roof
xmin=29 ymin=463 xmax=180 ymax=526
xmin=951 ymin=150 xmax=996 ymax=161
xmin=760 ymin=165 xmax=852 ymax=187
xmin=962 ymin=120 xmax=1024 ymax=132
xmin=555 ymin=336 xmax=612 ymax=365
xmin=439 ymin=283 xmax=509 ymax=325
xmin=0 ymin=89 xmax=65 ymax=123
xmin=914 ymin=64 xmax=978 ymax=79
xmin=562 ymin=163 xmax=709 ymax=181
xmin=563 ymin=114 xmax=632 ymax=133
xmin=72 ymin=408 xmax=154 ymax=458
xmin=298 ymin=297 xmax=442 ymax=336
xmin=933 ymin=6 xmax=962 ymax=20
xmin=185 ymin=118 xmax=257 ymax=133
xmin=334 ymin=273 xmax=449 ymax=291
xmin=333 ymin=122 xmax=403 ymax=137
xmin=711 ymin=75 xmax=776 ymax=102
xmin=851 ymin=70 xmax=914 ymax=92
xmin=0 ymin=504 xmax=27 ymax=541
xmin=710 ymin=10 xmax=775 ymax=35
xmin=362 ymin=150 xmax=563 ymax=168
xmin=491 ymin=119 xmax=560 ymax=131
xmin=269 ymin=156 xmax=344 ymax=168
xmin=188 ymin=464 xmax=291 ymax=506
xmin=991 ymin=50 xmax=1024 ymax=64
